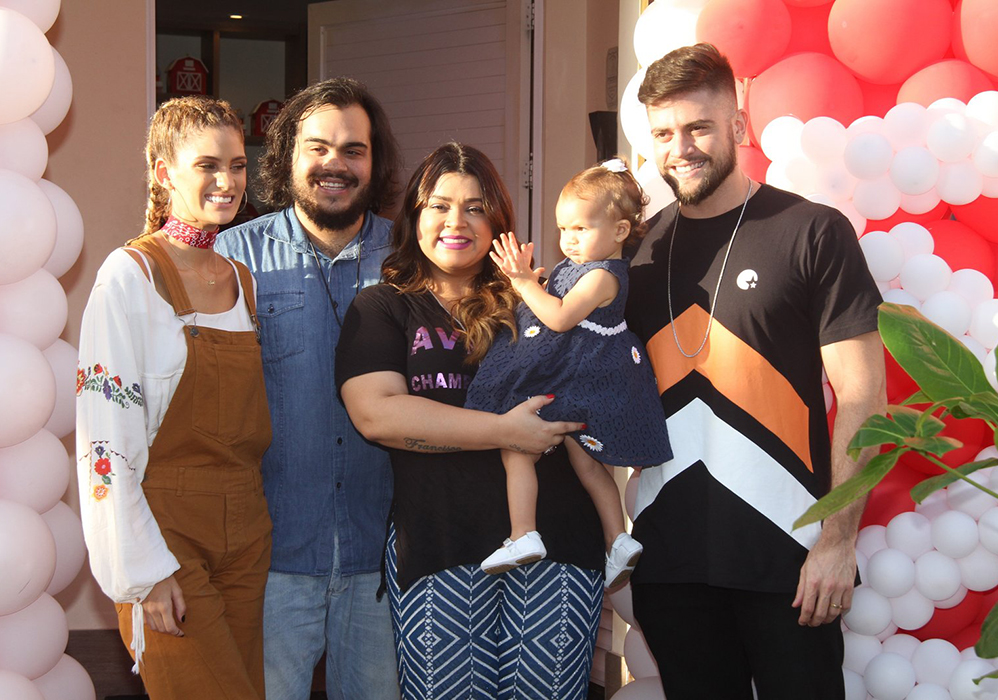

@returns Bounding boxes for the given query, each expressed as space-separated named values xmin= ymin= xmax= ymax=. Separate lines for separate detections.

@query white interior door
xmin=308 ymin=0 xmax=534 ymax=235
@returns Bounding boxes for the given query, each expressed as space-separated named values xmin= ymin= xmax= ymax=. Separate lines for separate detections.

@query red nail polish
xmin=546 ymin=394 xmax=555 ymax=399
xmin=581 ymin=423 xmax=588 ymax=430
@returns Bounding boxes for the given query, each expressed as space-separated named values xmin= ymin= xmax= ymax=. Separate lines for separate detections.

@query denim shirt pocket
xmin=258 ymin=291 xmax=305 ymax=363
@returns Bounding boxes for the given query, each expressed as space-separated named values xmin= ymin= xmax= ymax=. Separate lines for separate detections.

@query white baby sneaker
xmin=481 ymin=531 xmax=547 ymax=575
xmin=605 ymin=532 xmax=643 ymax=589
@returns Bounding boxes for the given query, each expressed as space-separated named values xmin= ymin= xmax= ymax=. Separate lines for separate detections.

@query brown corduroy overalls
xmin=116 ymin=237 xmax=273 ymax=700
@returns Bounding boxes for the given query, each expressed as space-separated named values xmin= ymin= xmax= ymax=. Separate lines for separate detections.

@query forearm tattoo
xmin=403 ymin=437 xmax=461 ymax=453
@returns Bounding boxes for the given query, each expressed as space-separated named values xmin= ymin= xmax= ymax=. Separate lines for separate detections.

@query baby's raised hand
xmin=490 ymin=232 xmax=545 ymax=288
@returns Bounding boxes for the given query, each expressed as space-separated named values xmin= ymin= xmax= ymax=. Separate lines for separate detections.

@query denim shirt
xmin=215 ymin=207 xmax=393 ymax=577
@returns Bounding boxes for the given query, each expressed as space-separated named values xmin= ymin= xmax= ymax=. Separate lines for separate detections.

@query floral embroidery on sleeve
xmin=77 ymin=363 xmax=144 ymax=408
xmin=81 ymin=441 xmax=131 ymax=502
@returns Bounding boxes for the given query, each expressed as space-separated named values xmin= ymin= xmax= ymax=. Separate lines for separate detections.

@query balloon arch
xmin=614 ymin=1 xmax=998 ymax=700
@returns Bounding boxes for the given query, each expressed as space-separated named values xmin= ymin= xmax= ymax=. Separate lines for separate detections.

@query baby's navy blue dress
xmin=466 ymin=257 xmax=672 ymax=466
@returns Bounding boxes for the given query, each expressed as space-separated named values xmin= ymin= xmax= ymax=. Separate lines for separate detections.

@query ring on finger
xmin=829 ymin=602 xmax=843 ymax=610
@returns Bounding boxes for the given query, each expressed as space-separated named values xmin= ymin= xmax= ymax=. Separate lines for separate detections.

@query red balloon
xmin=828 ymin=0 xmax=953 ymax=85
xmin=859 ymin=80 xmax=902 ymax=118
xmin=863 ymin=200 xmax=950 ymax=234
xmin=898 ymin=60 xmax=997 ymax=107
xmin=949 ymin=623 xmax=981 ymax=650
xmin=909 ymin=591 xmax=982 ymax=641
xmin=784 ymin=3 xmax=833 ymax=58
xmin=953 ymin=197 xmax=998 ymax=242
xmin=696 ymin=0 xmax=791 ymax=78
xmin=738 ymin=144 xmax=770 ymax=183
xmin=925 ymin=218 xmax=995 ymax=278
xmin=784 ymin=0 xmax=832 ymax=6
xmin=885 ymin=349 xmax=921 ymax=405
xmin=974 ymin=585 xmax=998 ymax=624
xmin=899 ymin=406 xmax=989 ymax=475
xmin=959 ymin=0 xmax=998 ymax=77
xmin=859 ymin=451 xmax=922 ymax=528
xmin=746 ymin=53 xmax=864 ymax=143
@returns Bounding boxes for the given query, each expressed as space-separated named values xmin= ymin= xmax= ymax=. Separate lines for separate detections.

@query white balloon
xmin=881 ymin=288 xmax=921 ymax=310
xmin=32 ymin=654 xmax=96 ymax=700
xmin=612 ymin=677 xmax=666 ymax=700
xmin=864 ymin=652 xmax=916 ymax=700
xmin=0 ymin=9 xmax=55 ymax=124
xmin=0 ymin=430 xmax=67 ymax=514
xmin=948 ymin=478 xmax=998 ymax=520
xmin=912 ymin=639 xmax=963 ymax=687
xmin=632 ymin=0 xmax=705 ymax=67
xmin=38 ymin=180 xmax=84 ymax=280
xmin=915 ymin=550 xmax=963 ymax=601
xmin=890 ymin=587 xmax=935 ymax=630
xmin=41 ymin=339 xmax=76 ymax=440
xmin=890 ymin=222 xmax=935 ymax=259
xmin=608 ymin=582 xmax=636 ymax=627
xmin=620 ymin=69 xmax=654 ymax=161
xmin=853 ymin=177 xmax=902 ymax=220
xmin=858 ymin=525 xmax=890 ymax=558
xmin=636 ymin=158 xmax=675 ymax=220
xmin=970 ymin=300 xmax=998 ymax=349
xmin=906 ymin=683 xmax=953 ymax=700
xmin=890 ymin=146 xmax=940 ymax=195
xmin=0 ymin=170 xmax=56 ymax=285
xmin=936 ymin=585 xmax=969 ymax=609
xmin=957 ymin=544 xmax=998 ymax=591
xmin=974 ymin=131 xmax=998 ymax=179
xmin=844 ymin=587 xmax=894 ymax=636
xmin=928 ymin=113 xmax=978 ymax=163
xmin=806 ymin=193 xmax=838 ymax=208
xmin=0 ymin=592 xmax=67 ymax=679
xmin=0 ymin=499 xmax=55 ymax=615
xmin=900 ymin=254 xmax=952 ymax=302
xmin=40 ymin=502 xmax=85 ymax=597
xmin=948 ymin=658 xmax=998 ymax=700
xmin=962 ymin=336 xmax=989 ymax=368
xmin=0 ymin=118 xmax=46 ymax=180
xmin=951 ymin=270 xmax=995 ymax=308
xmin=0 ymin=334 xmax=55 ymax=447
xmin=983 ymin=176 xmax=998 ymax=197
xmin=801 ymin=117 xmax=848 ymax=165
xmin=937 ymin=161 xmax=984 ymax=206
xmin=867 ymin=548 xmax=916 ymax=598
xmin=624 ymin=470 xmax=639 ymax=522
xmin=847 ymin=115 xmax=887 ymax=138
xmin=843 ymin=668 xmax=867 ymax=700
xmin=760 ymin=116 xmax=805 ymax=163
xmin=928 ymin=97 xmax=968 ymax=117
xmin=823 ymin=381 xmax=834 ymax=412
xmin=887 ymin=512 xmax=934 ymax=560
xmin=784 ymin=157 xmax=820 ymax=195
xmin=922 ymin=290 xmax=972 ymax=337
xmin=900 ymin=188 xmax=943 ymax=215
xmin=843 ymin=630 xmax=883 ymax=673
xmin=978 ymin=507 xmax=998 ymax=555
xmin=885 ymin=103 xmax=929 ymax=151
xmin=837 ymin=200 xmax=867 ymax=237
xmin=0 ymin=0 xmax=60 ymax=33
xmin=856 ymin=549 xmax=869 ymax=582
xmin=28 ymin=48 xmax=71 ymax=136
xmin=816 ymin=163 xmax=859 ymax=203
xmin=934 ymin=510 xmax=982 ymax=559
xmin=766 ymin=160 xmax=796 ymax=193
xmin=623 ymin=627 xmax=659 ymax=679
xmin=844 ymin=132 xmax=894 ymax=181
xmin=0 ymin=270 xmax=67 ymax=349
xmin=877 ymin=622 xmax=900 ymax=641
xmin=881 ymin=633 xmax=921 ymax=659
xmin=0 ymin=670 xmax=44 ymax=700
xmin=916 ymin=489 xmax=949 ymax=520
xmin=966 ymin=92 xmax=998 ymax=129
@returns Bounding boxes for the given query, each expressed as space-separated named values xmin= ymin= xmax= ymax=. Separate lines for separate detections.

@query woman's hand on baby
xmin=502 ymin=394 xmax=585 ymax=454
xmin=490 ymin=232 xmax=544 ymax=288
xmin=142 ymin=575 xmax=187 ymax=637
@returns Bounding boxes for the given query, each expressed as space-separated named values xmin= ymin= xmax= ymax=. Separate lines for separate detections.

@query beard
xmin=661 ymin=135 xmax=738 ymax=207
xmin=291 ymin=170 xmax=375 ymax=233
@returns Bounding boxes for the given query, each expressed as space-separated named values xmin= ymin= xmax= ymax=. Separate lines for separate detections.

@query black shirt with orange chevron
xmin=625 ymin=184 xmax=880 ymax=592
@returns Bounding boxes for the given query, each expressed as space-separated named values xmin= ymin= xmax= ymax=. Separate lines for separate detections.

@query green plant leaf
xmin=903 ymin=436 xmax=961 ymax=455
xmin=879 ymin=303 xmax=997 ymax=402
xmin=846 ymin=415 xmax=912 ymax=460
xmin=901 ymin=391 xmax=932 ymax=406
xmin=952 ymin=394 xmax=998 ymax=425
xmin=909 ymin=459 xmax=998 ymax=503
xmin=793 ymin=448 xmax=907 ymax=530
xmin=886 ymin=405 xmax=922 ymax=436
xmin=977 ymin=600 xmax=998 ymax=660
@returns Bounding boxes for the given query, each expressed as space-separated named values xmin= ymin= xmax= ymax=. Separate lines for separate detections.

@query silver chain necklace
xmin=667 ymin=180 xmax=754 ymax=358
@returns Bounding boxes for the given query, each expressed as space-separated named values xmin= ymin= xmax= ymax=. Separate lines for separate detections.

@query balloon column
xmin=0 ymin=1 xmax=94 ymax=699
xmin=616 ymin=1 xmax=998 ymax=698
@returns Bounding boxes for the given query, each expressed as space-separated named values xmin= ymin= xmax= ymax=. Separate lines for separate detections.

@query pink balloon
xmin=38 ymin=180 xmax=84 ymax=280
xmin=41 ymin=502 xmax=86 ymax=597
xmin=0 ymin=500 xmax=55 ymax=615
xmin=695 ymin=0 xmax=791 ymax=78
xmin=898 ymin=60 xmax=997 ymax=107
xmin=0 ymin=335 xmax=55 ymax=447
xmin=608 ymin=581 xmax=637 ymax=627
xmin=33 ymin=655 xmax=96 ymax=700
xmin=747 ymin=53 xmax=864 ymax=143
xmin=623 ymin=627 xmax=660 ymax=679
xmin=0 ymin=269 xmax=68 ymax=349
xmin=959 ymin=0 xmax=998 ymax=77
xmin=828 ymin=0 xmax=953 ymax=85
xmin=42 ymin=339 xmax=77 ymax=440
xmin=0 ymin=670 xmax=44 ymax=700
xmin=613 ymin=677 xmax=666 ymax=700
xmin=0 ymin=593 xmax=67 ymax=679
xmin=0 ymin=170 xmax=56 ymax=286
xmin=0 ymin=430 xmax=69 ymax=513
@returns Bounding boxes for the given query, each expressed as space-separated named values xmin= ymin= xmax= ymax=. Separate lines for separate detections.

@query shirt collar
xmin=273 ymin=206 xmax=375 ymax=261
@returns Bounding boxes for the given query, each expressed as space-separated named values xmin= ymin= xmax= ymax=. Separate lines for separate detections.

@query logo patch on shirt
xmin=736 ymin=269 xmax=759 ymax=290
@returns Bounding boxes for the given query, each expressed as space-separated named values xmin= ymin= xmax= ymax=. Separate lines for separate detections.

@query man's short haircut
xmin=638 ymin=43 xmax=737 ymax=107
xmin=257 ymin=77 xmax=402 ymax=213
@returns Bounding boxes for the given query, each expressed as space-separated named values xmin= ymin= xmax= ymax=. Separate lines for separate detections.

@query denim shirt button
xmin=336 ymin=482 xmax=342 ymax=489
xmin=336 ymin=437 xmax=343 ymax=445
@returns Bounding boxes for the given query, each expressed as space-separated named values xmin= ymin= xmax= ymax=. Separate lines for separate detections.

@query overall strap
xmin=128 ymin=235 xmax=197 ymax=317
xmin=230 ymin=258 xmax=262 ymax=341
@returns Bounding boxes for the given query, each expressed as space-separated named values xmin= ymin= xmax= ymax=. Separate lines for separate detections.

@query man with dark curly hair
xmin=215 ymin=78 xmax=403 ymax=700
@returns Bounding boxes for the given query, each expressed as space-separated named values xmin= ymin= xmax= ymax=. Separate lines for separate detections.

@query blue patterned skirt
xmin=386 ymin=525 xmax=603 ymax=700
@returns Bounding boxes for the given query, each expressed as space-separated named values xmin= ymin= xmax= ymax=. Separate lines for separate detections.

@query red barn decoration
xmin=166 ymin=56 xmax=209 ymax=95
xmin=250 ymin=100 xmax=283 ymax=138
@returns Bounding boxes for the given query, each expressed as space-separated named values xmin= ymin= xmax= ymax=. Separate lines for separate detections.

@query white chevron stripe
xmin=636 ymin=398 xmax=822 ymax=550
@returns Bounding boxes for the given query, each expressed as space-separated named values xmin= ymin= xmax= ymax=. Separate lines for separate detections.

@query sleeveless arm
xmin=76 ymin=255 xmax=180 ymax=605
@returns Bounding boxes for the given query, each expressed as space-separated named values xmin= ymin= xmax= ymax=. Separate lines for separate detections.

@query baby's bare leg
xmin=564 ymin=440 xmax=626 ymax=550
xmin=501 ymin=449 xmax=541 ymax=540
